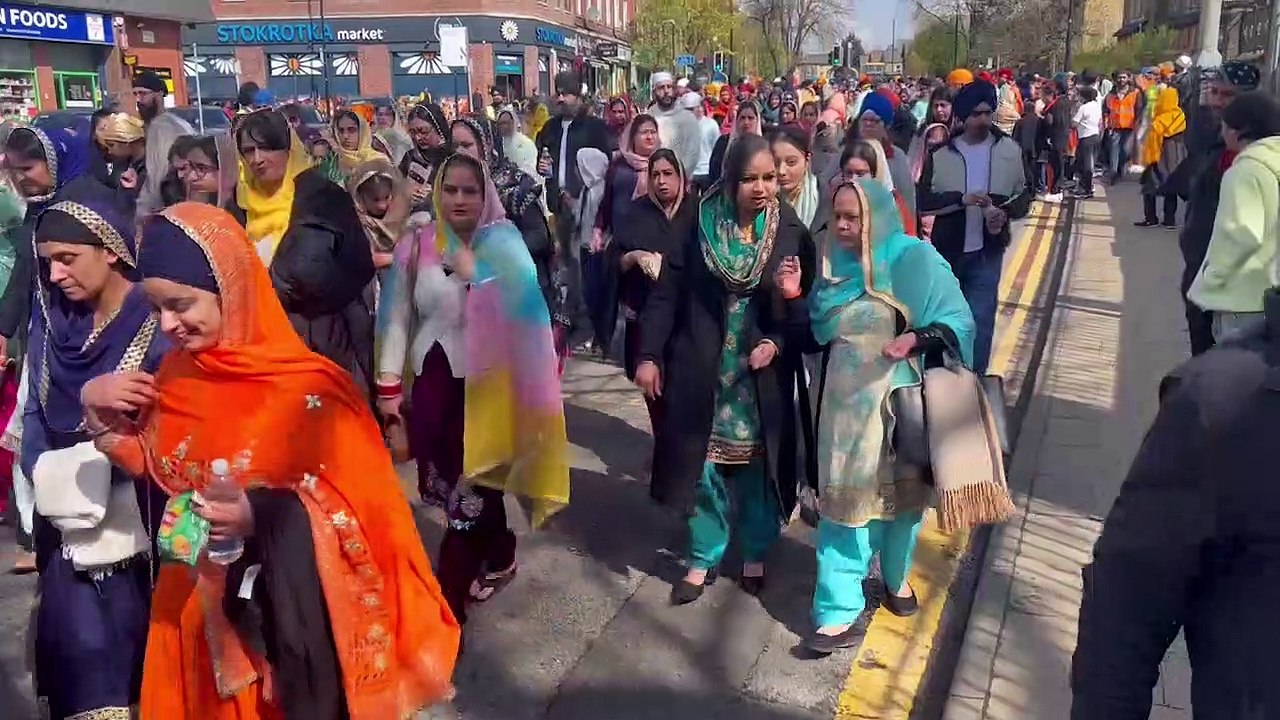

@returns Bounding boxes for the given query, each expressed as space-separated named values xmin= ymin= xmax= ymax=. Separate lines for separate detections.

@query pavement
xmin=0 ymin=204 xmax=1067 ymax=720
xmin=940 ymin=181 xmax=1194 ymax=719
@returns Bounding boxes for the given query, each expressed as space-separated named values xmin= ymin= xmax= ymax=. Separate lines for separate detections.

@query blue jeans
xmin=952 ymin=248 xmax=1004 ymax=374
xmin=1107 ymin=128 xmax=1133 ymax=181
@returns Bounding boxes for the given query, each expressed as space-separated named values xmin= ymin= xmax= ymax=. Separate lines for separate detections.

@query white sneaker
xmin=1042 ymin=192 xmax=1064 ymax=203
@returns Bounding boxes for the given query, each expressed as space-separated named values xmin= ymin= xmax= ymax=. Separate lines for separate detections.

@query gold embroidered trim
xmin=45 ymin=201 xmax=137 ymax=267
xmin=706 ymin=437 xmax=760 ymax=464
xmin=65 ymin=705 xmax=136 ymax=720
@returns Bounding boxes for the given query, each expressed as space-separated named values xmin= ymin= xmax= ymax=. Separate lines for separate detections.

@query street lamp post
xmin=1063 ymin=0 xmax=1077 ymax=71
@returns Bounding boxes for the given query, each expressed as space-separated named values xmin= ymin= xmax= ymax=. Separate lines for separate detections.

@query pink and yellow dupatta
xmin=393 ymin=154 xmax=569 ymax=525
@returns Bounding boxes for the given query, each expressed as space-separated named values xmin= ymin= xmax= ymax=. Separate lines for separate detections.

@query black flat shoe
xmin=1134 ymin=219 xmax=1159 ymax=227
xmin=671 ymin=569 xmax=717 ymax=605
xmin=882 ymin=583 xmax=919 ymax=617
xmin=805 ymin=621 xmax=868 ymax=654
xmin=739 ymin=573 xmax=765 ymax=596
xmin=672 ymin=579 xmax=706 ymax=605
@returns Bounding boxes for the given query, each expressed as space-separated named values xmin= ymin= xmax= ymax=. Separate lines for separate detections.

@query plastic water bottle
xmin=539 ymin=146 xmax=553 ymax=178
xmin=203 ymin=458 xmax=245 ymax=565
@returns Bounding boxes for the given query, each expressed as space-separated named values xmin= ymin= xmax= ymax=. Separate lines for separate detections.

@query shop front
xmin=0 ymin=3 xmax=114 ymax=119
xmin=184 ymin=16 xmax=630 ymax=105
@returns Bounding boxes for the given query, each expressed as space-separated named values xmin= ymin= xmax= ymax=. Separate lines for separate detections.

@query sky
xmin=850 ymin=0 xmax=914 ymax=50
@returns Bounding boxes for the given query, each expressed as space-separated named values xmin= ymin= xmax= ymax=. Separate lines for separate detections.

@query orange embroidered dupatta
xmin=113 ymin=202 xmax=459 ymax=718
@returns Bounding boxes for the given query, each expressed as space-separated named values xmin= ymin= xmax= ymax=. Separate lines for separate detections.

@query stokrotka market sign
xmin=215 ymin=22 xmax=385 ymax=44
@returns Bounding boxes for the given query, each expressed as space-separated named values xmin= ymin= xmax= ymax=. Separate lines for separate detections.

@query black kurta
xmin=638 ymin=200 xmax=814 ymax=518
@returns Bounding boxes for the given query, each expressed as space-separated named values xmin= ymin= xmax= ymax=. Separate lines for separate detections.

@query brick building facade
xmin=184 ymin=0 xmax=636 ymax=105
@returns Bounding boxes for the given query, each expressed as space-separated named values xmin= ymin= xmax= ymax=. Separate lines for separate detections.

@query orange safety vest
xmin=1106 ymin=91 xmax=1139 ymax=130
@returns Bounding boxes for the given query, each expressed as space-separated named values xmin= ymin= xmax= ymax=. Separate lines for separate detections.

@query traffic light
xmin=713 ymin=51 xmax=725 ymax=71
xmin=830 ymin=45 xmax=841 ymax=66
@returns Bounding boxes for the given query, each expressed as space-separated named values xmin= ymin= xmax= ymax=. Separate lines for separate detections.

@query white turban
xmin=652 ymin=71 xmax=674 ymax=86
xmin=676 ymin=77 xmax=689 ymax=88
xmin=680 ymin=93 xmax=702 ymax=110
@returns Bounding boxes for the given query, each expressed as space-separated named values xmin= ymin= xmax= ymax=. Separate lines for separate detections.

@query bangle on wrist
xmin=84 ymin=418 xmax=111 ymax=439
xmin=376 ymin=384 xmax=403 ymax=399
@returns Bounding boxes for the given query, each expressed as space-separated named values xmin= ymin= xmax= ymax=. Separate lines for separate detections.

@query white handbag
xmin=33 ymin=441 xmax=111 ymax=531
xmin=34 ymin=441 xmax=149 ymax=571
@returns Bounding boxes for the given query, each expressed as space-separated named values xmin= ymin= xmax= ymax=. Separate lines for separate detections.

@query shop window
xmin=269 ymin=53 xmax=323 ymax=77
xmin=331 ymin=52 xmax=358 ymax=76
xmin=185 ymin=55 xmax=240 ymax=78
xmin=0 ymin=42 xmax=31 ymax=69
xmin=394 ymin=52 xmax=452 ymax=75
xmin=0 ymin=69 xmax=37 ymax=120
xmin=46 ymin=42 xmax=99 ymax=71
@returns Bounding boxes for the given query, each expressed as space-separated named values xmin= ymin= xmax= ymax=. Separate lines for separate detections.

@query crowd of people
xmin=0 ymin=49 xmax=1271 ymax=718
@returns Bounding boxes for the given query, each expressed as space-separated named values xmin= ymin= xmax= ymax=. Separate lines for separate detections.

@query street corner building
xmin=0 ymin=0 xmax=211 ymax=121
xmin=182 ymin=0 xmax=638 ymax=107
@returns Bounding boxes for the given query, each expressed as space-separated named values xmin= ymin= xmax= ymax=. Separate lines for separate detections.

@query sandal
xmin=469 ymin=562 xmax=518 ymax=603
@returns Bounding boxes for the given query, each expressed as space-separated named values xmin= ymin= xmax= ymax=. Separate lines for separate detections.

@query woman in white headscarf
xmin=498 ymin=106 xmax=539 ymax=178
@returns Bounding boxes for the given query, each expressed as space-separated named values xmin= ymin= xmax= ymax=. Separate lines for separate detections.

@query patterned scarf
xmin=698 ymin=189 xmax=779 ymax=294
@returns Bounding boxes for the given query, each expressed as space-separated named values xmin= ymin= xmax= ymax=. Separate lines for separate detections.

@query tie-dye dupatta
xmin=391 ymin=153 xmax=569 ymax=525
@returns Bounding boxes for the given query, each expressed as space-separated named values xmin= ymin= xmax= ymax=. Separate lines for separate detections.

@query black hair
xmin=236 ymin=81 xmax=260 ymax=107
xmin=168 ymin=135 xmax=196 ymax=163
xmin=89 ymin=107 xmax=113 ymax=144
xmin=278 ymin=103 xmax=302 ymax=123
xmin=185 ymin=135 xmax=221 ymax=168
xmin=839 ymin=140 xmax=880 ymax=177
xmin=333 ymin=110 xmax=361 ymax=129
xmin=721 ymin=134 xmax=772 ymax=206
xmin=1222 ymin=91 xmax=1280 ymax=142
xmin=648 ymin=147 xmax=681 ymax=177
xmin=5 ymin=127 xmax=46 ymax=162
xmin=629 ymin=113 xmax=658 ymax=145
xmin=770 ymin=125 xmax=810 ymax=155
xmin=800 ymin=100 xmax=820 ymax=116
xmin=235 ymin=110 xmax=292 ymax=153
xmin=1078 ymin=87 xmax=1098 ymax=103
xmin=608 ymin=96 xmax=630 ymax=111
xmin=357 ymin=173 xmax=395 ymax=200
xmin=439 ymin=153 xmax=485 ymax=188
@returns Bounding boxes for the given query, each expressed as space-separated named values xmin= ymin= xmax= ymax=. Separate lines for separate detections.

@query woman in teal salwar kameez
xmin=778 ymin=178 xmax=975 ymax=653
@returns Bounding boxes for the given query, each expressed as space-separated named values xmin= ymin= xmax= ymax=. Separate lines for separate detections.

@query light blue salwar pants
xmin=812 ymin=511 xmax=925 ymax=627
xmin=688 ymin=459 xmax=782 ymax=570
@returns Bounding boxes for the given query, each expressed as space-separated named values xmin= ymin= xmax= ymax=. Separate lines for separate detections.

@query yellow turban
xmin=947 ymin=68 xmax=974 ymax=87
xmin=99 ymin=112 xmax=145 ymax=144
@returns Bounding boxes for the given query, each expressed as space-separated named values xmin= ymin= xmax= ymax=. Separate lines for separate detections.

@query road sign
xmin=676 ymin=54 xmax=695 ymax=68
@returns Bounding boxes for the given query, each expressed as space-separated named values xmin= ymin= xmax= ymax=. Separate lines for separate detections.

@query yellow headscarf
xmin=98 ymin=112 xmax=145 ymax=144
xmin=236 ymin=127 xmax=312 ymax=264
xmin=1142 ymin=87 xmax=1186 ymax=167
xmin=333 ymin=111 xmax=385 ymax=176
xmin=529 ymin=103 xmax=550 ymax=141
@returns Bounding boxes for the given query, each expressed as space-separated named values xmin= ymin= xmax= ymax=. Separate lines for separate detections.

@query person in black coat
xmin=635 ymin=134 xmax=813 ymax=606
xmin=1071 ymin=287 xmax=1280 ymax=719
xmin=610 ymin=148 xmax=697 ymax=438
xmin=269 ymin=168 xmax=377 ymax=397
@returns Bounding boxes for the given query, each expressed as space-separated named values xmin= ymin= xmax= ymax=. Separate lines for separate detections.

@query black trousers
xmin=1074 ymin=135 xmax=1101 ymax=195
xmin=1143 ymin=194 xmax=1179 ymax=225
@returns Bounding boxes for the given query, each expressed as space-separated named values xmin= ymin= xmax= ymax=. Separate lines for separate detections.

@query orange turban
xmin=947 ymin=68 xmax=974 ymax=87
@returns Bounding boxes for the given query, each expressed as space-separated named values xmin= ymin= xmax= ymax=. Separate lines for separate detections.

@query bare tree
xmin=914 ymin=0 xmax=1071 ymax=69
xmin=741 ymin=0 xmax=842 ymax=69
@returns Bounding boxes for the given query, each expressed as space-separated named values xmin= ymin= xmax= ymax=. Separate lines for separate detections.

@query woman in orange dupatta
xmin=82 ymin=201 xmax=459 ymax=719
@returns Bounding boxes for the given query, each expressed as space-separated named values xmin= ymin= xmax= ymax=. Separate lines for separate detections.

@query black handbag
xmin=891 ymin=339 xmax=1011 ymax=475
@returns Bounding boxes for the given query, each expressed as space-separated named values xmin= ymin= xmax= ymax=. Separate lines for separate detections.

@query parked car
xmin=33 ymin=109 xmax=98 ymax=131
xmin=169 ymin=106 xmax=233 ymax=133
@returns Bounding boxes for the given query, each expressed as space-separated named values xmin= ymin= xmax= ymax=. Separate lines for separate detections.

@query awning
xmin=1114 ymin=18 xmax=1147 ymax=38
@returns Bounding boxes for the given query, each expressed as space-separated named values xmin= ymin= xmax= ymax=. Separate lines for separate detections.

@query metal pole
xmin=319 ymin=0 xmax=331 ymax=107
xmin=1195 ymin=0 xmax=1224 ymax=68
xmin=1063 ymin=0 xmax=1077 ymax=72
xmin=953 ymin=11 xmax=960 ymax=67
xmin=192 ymin=42 xmax=205 ymax=134
xmin=1270 ymin=0 xmax=1280 ymax=92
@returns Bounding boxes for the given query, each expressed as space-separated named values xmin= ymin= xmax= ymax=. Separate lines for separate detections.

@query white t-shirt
xmin=695 ymin=116 xmax=720 ymax=176
xmin=557 ymin=119 xmax=573 ymax=191
xmin=1073 ymin=100 xmax=1102 ymax=140
xmin=956 ymin=134 xmax=996 ymax=254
